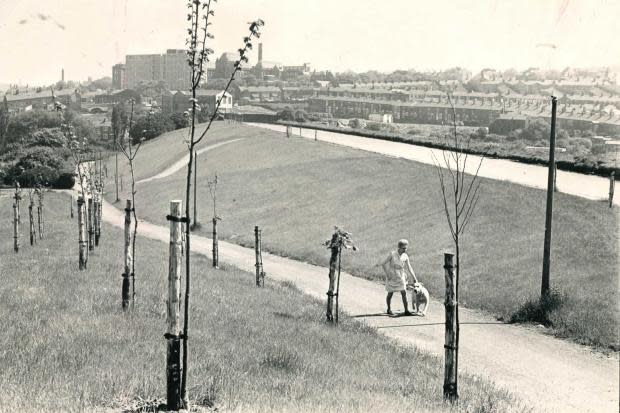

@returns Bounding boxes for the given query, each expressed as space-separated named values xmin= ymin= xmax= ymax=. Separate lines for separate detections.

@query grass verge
xmin=0 ymin=191 xmax=529 ymax=412
xmin=107 ymin=123 xmax=619 ymax=351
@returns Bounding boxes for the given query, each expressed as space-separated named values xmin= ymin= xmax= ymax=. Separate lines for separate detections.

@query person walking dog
xmin=381 ymin=239 xmax=418 ymax=315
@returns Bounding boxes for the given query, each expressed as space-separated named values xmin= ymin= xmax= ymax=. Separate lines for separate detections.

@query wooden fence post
xmin=77 ymin=196 xmax=87 ymax=270
xmin=192 ymin=152 xmax=198 ymax=229
xmin=122 ymin=200 xmax=132 ymax=311
xmin=14 ymin=182 xmax=21 ymax=225
xmin=212 ymin=217 xmax=219 ymax=268
xmin=609 ymin=171 xmax=615 ymax=208
xmin=97 ymin=191 xmax=103 ymax=243
xmin=166 ymin=200 xmax=183 ymax=411
xmin=36 ymin=191 xmax=42 ymax=239
xmin=334 ymin=245 xmax=343 ymax=324
xmin=94 ymin=192 xmax=100 ymax=246
xmin=37 ymin=202 xmax=42 ymax=239
xmin=314 ymin=129 xmax=317 ymax=141
xmin=443 ymin=253 xmax=458 ymax=402
xmin=325 ymin=232 xmax=339 ymax=322
xmin=88 ymin=197 xmax=94 ymax=251
xmin=13 ymin=202 xmax=19 ymax=253
xmin=70 ymin=196 xmax=74 ymax=219
xmin=254 ymin=226 xmax=265 ymax=286
xmin=29 ymin=200 xmax=35 ymax=246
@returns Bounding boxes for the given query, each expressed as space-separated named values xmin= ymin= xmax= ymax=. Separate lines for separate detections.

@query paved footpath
xmin=100 ymin=196 xmax=618 ymax=413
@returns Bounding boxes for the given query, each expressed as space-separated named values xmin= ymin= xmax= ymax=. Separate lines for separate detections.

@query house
xmin=170 ymin=89 xmax=233 ymax=114
xmin=239 ymin=86 xmax=281 ymax=102
xmin=4 ymin=88 xmax=81 ymax=113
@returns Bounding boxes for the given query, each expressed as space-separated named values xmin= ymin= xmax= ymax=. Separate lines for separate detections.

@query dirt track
xmin=98 ymin=139 xmax=618 ymax=413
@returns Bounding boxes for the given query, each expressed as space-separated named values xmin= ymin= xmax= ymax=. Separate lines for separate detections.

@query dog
xmin=410 ymin=282 xmax=429 ymax=316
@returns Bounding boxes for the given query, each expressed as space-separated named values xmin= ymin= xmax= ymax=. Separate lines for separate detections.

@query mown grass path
xmin=102 ymin=195 xmax=618 ymax=413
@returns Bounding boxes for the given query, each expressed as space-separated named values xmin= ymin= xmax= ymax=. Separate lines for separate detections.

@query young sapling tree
xmin=117 ymin=99 xmax=145 ymax=308
xmin=177 ymin=0 xmax=264 ymax=407
xmin=432 ymin=92 xmax=486 ymax=402
xmin=207 ymin=173 xmax=221 ymax=267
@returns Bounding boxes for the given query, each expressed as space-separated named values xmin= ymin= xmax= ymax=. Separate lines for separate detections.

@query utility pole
xmin=541 ymin=96 xmax=557 ymax=298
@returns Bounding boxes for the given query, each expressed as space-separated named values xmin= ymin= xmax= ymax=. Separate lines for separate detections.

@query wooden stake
xmin=122 ymin=200 xmax=132 ymax=311
xmin=98 ymin=193 xmax=103 ymax=243
xmin=314 ymin=129 xmax=317 ymax=141
xmin=325 ymin=232 xmax=339 ymax=322
xmin=255 ymin=226 xmax=265 ymax=286
xmin=13 ymin=202 xmax=19 ymax=253
xmin=70 ymin=196 xmax=74 ymax=219
xmin=115 ymin=151 xmax=119 ymax=202
xmin=14 ymin=182 xmax=21 ymax=225
xmin=29 ymin=200 xmax=35 ymax=246
xmin=94 ymin=193 xmax=100 ymax=246
xmin=88 ymin=197 xmax=94 ymax=251
xmin=443 ymin=253 xmax=458 ymax=402
xmin=609 ymin=171 xmax=615 ymax=208
xmin=77 ymin=196 xmax=87 ymax=270
xmin=166 ymin=200 xmax=183 ymax=411
xmin=335 ymin=245 xmax=342 ymax=324
xmin=192 ymin=152 xmax=198 ymax=229
xmin=212 ymin=217 xmax=219 ymax=268
xmin=37 ymin=202 xmax=43 ymax=240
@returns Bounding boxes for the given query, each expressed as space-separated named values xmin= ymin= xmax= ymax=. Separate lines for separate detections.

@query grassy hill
xmin=108 ymin=122 xmax=619 ymax=350
xmin=0 ymin=190 xmax=527 ymax=412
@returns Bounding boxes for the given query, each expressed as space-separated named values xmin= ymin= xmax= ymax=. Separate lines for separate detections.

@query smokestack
xmin=258 ymin=43 xmax=263 ymax=63
xmin=61 ymin=68 xmax=65 ymax=83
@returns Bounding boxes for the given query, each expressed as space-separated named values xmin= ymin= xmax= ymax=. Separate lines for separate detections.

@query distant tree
xmin=276 ymin=108 xmax=295 ymax=121
xmin=4 ymin=110 xmax=63 ymax=145
xmin=5 ymin=146 xmax=64 ymax=187
xmin=89 ymin=77 xmax=113 ymax=91
xmin=129 ymin=111 xmax=173 ymax=142
xmin=170 ymin=112 xmax=189 ymax=129
xmin=0 ymin=95 xmax=9 ymax=149
xmin=27 ymin=127 xmax=67 ymax=148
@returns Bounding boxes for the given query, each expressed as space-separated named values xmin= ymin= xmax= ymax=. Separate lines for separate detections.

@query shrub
xmin=170 ymin=112 xmax=189 ymax=130
xmin=54 ymin=171 xmax=76 ymax=189
xmin=4 ymin=146 xmax=65 ymax=187
xmin=27 ymin=127 xmax=67 ymax=148
xmin=365 ymin=122 xmax=382 ymax=132
xmin=129 ymin=112 xmax=174 ymax=142
xmin=294 ymin=110 xmax=307 ymax=123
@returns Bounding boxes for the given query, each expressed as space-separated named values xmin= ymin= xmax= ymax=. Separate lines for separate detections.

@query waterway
xmin=250 ymin=123 xmax=619 ymax=206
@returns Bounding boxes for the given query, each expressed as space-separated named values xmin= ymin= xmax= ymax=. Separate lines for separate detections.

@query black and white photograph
xmin=0 ymin=1 xmax=618 ymax=412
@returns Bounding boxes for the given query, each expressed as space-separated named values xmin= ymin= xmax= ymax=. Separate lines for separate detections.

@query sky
xmin=0 ymin=0 xmax=619 ymax=86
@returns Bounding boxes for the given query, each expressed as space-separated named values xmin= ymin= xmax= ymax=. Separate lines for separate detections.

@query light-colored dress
xmin=383 ymin=250 xmax=410 ymax=292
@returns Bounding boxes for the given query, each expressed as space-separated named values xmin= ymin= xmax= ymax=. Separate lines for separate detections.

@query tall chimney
xmin=61 ymin=68 xmax=65 ymax=83
xmin=258 ymin=43 xmax=263 ymax=63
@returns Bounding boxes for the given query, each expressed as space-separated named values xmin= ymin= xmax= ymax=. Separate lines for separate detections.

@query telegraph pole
xmin=541 ymin=96 xmax=557 ymax=298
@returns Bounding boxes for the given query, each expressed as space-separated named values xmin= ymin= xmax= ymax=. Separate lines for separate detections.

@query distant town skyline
xmin=0 ymin=0 xmax=619 ymax=86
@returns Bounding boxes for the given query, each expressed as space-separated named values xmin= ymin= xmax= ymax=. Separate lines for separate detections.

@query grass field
xmin=0 ymin=190 xmax=527 ymax=412
xmin=107 ymin=122 xmax=619 ymax=351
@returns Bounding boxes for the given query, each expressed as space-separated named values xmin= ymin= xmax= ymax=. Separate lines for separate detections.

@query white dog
xmin=411 ymin=282 xmax=430 ymax=316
